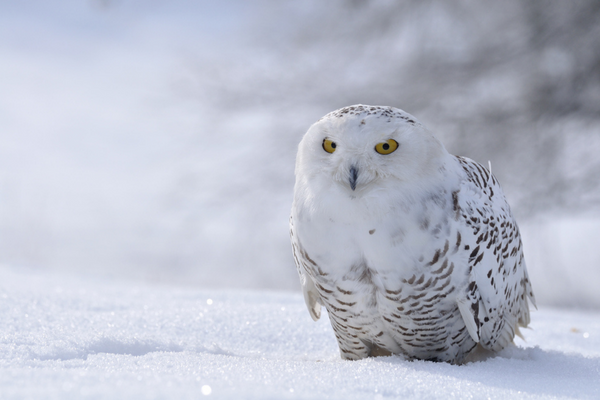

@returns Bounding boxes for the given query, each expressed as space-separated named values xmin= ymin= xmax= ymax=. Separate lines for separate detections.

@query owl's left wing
xmin=454 ymin=157 xmax=536 ymax=350
xmin=289 ymin=216 xmax=322 ymax=321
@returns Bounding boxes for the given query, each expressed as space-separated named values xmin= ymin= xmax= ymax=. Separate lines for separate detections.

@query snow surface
xmin=1 ymin=266 xmax=599 ymax=400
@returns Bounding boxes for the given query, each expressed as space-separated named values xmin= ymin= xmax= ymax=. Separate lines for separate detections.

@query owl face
xmin=295 ymin=106 xmax=446 ymax=195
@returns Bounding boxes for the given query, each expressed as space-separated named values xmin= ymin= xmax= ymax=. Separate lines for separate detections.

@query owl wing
xmin=454 ymin=157 xmax=536 ymax=350
xmin=289 ymin=215 xmax=322 ymax=321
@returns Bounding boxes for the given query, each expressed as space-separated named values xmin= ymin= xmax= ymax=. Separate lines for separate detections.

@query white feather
xmin=456 ymin=297 xmax=480 ymax=343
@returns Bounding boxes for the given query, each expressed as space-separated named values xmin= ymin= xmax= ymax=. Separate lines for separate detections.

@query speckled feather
xmin=290 ymin=105 xmax=536 ymax=364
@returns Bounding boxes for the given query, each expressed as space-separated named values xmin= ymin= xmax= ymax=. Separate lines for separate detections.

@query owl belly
xmin=304 ymin=216 xmax=476 ymax=363
xmin=324 ymin=264 xmax=476 ymax=362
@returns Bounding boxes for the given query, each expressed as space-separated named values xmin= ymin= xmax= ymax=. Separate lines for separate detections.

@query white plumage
xmin=290 ymin=105 xmax=536 ymax=364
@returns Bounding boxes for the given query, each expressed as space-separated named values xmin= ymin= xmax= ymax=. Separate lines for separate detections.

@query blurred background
xmin=1 ymin=0 xmax=599 ymax=308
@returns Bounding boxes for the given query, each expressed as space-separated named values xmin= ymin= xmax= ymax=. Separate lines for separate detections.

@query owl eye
xmin=375 ymin=139 xmax=398 ymax=155
xmin=322 ymin=138 xmax=337 ymax=153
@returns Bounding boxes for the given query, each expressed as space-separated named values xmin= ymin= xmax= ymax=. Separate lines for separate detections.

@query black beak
xmin=349 ymin=165 xmax=358 ymax=191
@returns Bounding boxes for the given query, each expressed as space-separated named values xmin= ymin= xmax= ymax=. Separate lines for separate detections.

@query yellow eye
xmin=375 ymin=139 xmax=398 ymax=155
xmin=322 ymin=138 xmax=337 ymax=153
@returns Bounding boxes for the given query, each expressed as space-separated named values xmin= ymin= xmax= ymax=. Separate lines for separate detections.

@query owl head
xmin=295 ymin=105 xmax=448 ymax=196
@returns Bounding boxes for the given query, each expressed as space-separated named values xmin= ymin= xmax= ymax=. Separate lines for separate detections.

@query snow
xmin=1 ymin=266 xmax=599 ymax=400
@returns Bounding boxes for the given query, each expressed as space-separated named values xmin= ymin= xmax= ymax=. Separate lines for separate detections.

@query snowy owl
xmin=290 ymin=105 xmax=536 ymax=364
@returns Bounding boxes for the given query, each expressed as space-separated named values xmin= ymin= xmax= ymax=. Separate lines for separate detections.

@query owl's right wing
xmin=289 ymin=216 xmax=322 ymax=321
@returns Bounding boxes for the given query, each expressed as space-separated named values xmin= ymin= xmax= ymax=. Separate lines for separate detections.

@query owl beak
xmin=349 ymin=165 xmax=359 ymax=191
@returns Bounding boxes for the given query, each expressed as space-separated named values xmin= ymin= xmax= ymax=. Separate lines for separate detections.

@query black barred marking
xmin=301 ymin=248 xmax=318 ymax=267
xmin=471 ymin=301 xmax=480 ymax=331
xmin=327 ymin=303 xmax=347 ymax=313
xmin=443 ymin=286 xmax=456 ymax=297
xmin=477 ymin=233 xmax=485 ymax=244
xmin=424 ymin=294 xmax=440 ymax=303
xmin=409 ymin=292 xmax=428 ymax=301
xmin=417 ymin=302 xmax=438 ymax=310
xmin=451 ymin=326 xmax=466 ymax=340
xmin=441 ymin=240 xmax=450 ymax=257
xmin=469 ymin=246 xmax=480 ymax=259
xmin=306 ymin=254 xmax=329 ymax=277
xmin=468 ymin=281 xmax=477 ymax=293
xmin=386 ymin=287 xmax=403 ymax=295
xmin=473 ymin=252 xmax=484 ymax=266
xmin=316 ymin=283 xmax=333 ymax=294
xmin=432 ymin=259 xmax=448 ymax=274
xmin=336 ymin=286 xmax=353 ymax=295
xmin=428 ymin=249 xmax=441 ymax=266
xmin=434 ymin=277 xmax=452 ymax=291
xmin=438 ymin=263 xmax=455 ymax=280
xmin=415 ymin=277 xmax=434 ymax=290
xmin=455 ymin=231 xmax=462 ymax=250
xmin=340 ymin=348 xmax=361 ymax=357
